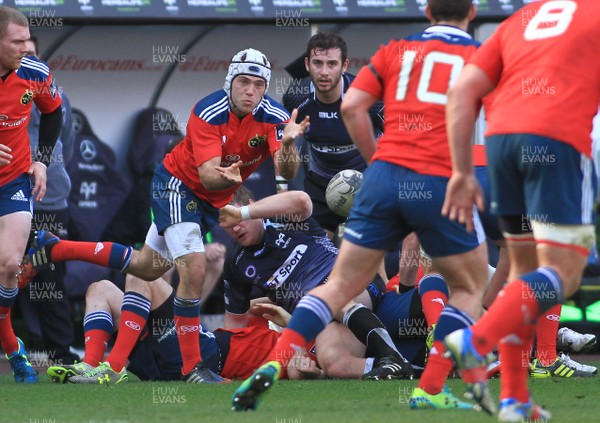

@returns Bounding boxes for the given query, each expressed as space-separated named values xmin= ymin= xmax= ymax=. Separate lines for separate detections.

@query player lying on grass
xmin=46 ymin=275 xmax=307 ymax=383
xmin=218 ymin=186 xmax=413 ymax=380
xmin=45 ymin=272 xmax=451 ymax=384
xmin=29 ymin=187 xmax=413 ymax=381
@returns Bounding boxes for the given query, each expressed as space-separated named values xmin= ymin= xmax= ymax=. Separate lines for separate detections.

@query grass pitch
xmin=2 ymin=364 xmax=599 ymax=423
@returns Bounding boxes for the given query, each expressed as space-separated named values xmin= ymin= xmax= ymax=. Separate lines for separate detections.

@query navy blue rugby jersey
xmin=283 ymin=73 xmax=383 ymax=179
xmin=223 ymin=217 xmax=337 ymax=314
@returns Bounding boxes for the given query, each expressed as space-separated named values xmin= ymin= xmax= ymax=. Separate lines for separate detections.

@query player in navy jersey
xmin=283 ymin=32 xmax=383 ymax=238
xmin=219 ymin=185 xmax=413 ymax=380
xmin=0 ymin=6 xmax=63 ymax=383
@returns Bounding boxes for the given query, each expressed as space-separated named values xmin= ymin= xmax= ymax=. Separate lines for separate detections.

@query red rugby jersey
xmin=163 ymin=90 xmax=289 ymax=208
xmin=216 ymin=324 xmax=280 ymax=380
xmin=471 ymin=0 xmax=600 ymax=156
xmin=351 ymin=26 xmax=480 ymax=177
xmin=0 ymin=56 xmax=62 ymax=185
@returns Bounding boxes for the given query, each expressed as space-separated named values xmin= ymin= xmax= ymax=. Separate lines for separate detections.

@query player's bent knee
xmin=164 ymin=222 xmax=205 ymax=260
xmin=86 ymin=279 xmax=114 ymax=297
xmin=0 ymin=255 xmax=21 ymax=281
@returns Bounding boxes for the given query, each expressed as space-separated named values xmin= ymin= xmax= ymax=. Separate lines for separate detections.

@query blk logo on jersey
xmin=319 ymin=111 xmax=338 ymax=119
xmin=20 ymin=90 xmax=34 ymax=105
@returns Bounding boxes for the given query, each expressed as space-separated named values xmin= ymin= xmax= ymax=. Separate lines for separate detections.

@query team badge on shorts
xmin=20 ymin=90 xmax=34 ymax=105
xmin=248 ymin=134 xmax=266 ymax=148
xmin=186 ymin=200 xmax=198 ymax=213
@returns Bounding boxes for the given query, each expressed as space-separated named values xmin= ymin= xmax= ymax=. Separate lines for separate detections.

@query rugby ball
xmin=325 ymin=169 xmax=363 ymax=217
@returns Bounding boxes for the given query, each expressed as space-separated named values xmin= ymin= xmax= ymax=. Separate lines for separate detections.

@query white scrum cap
xmin=223 ymin=48 xmax=271 ymax=97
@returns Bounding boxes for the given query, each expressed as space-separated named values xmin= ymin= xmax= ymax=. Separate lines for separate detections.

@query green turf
xmin=1 ymin=364 xmax=599 ymax=423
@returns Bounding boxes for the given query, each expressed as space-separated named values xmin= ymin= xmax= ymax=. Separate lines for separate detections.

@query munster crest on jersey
xmin=248 ymin=134 xmax=266 ymax=148
xmin=20 ymin=90 xmax=34 ymax=105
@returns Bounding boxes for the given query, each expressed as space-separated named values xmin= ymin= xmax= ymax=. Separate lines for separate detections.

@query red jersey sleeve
xmin=32 ymin=73 xmax=62 ymax=114
xmin=469 ymin=30 xmax=503 ymax=86
xmin=185 ymin=110 xmax=223 ymax=168
xmin=351 ymin=47 xmax=385 ymax=99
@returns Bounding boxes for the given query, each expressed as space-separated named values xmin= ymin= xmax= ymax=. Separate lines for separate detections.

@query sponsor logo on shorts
xmin=186 ymin=200 xmax=198 ymax=213
xmin=10 ymin=190 xmax=28 ymax=202
xmin=343 ymin=227 xmax=363 ymax=240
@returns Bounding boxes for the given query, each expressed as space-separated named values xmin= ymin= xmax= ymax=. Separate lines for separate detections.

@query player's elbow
xmin=198 ymin=170 xmax=221 ymax=191
xmin=446 ymin=84 xmax=462 ymax=109
xmin=289 ymin=191 xmax=313 ymax=220
xmin=341 ymin=94 xmax=368 ymax=120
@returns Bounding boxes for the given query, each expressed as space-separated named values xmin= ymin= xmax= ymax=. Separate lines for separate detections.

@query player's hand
xmin=219 ymin=205 xmax=242 ymax=228
xmin=283 ymin=108 xmax=310 ymax=145
xmin=441 ymin=172 xmax=485 ymax=233
xmin=205 ymin=242 xmax=226 ymax=261
xmin=287 ymin=352 xmax=323 ymax=380
xmin=0 ymin=144 xmax=13 ymax=166
xmin=249 ymin=302 xmax=291 ymax=327
xmin=28 ymin=162 xmax=47 ymax=201
xmin=215 ymin=160 xmax=242 ymax=185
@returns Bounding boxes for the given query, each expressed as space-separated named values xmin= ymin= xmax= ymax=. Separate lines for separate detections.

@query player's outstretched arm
xmin=249 ymin=302 xmax=291 ymax=328
xmin=199 ymin=156 xmax=243 ymax=190
xmin=273 ymin=108 xmax=309 ymax=180
xmin=219 ymin=191 xmax=312 ymax=228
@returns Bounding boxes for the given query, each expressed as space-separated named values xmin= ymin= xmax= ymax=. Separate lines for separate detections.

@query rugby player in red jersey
xmin=0 ymin=6 xmax=62 ymax=383
xmin=443 ymin=0 xmax=600 ymax=419
xmin=20 ymin=47 xmax=309 ymax=384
